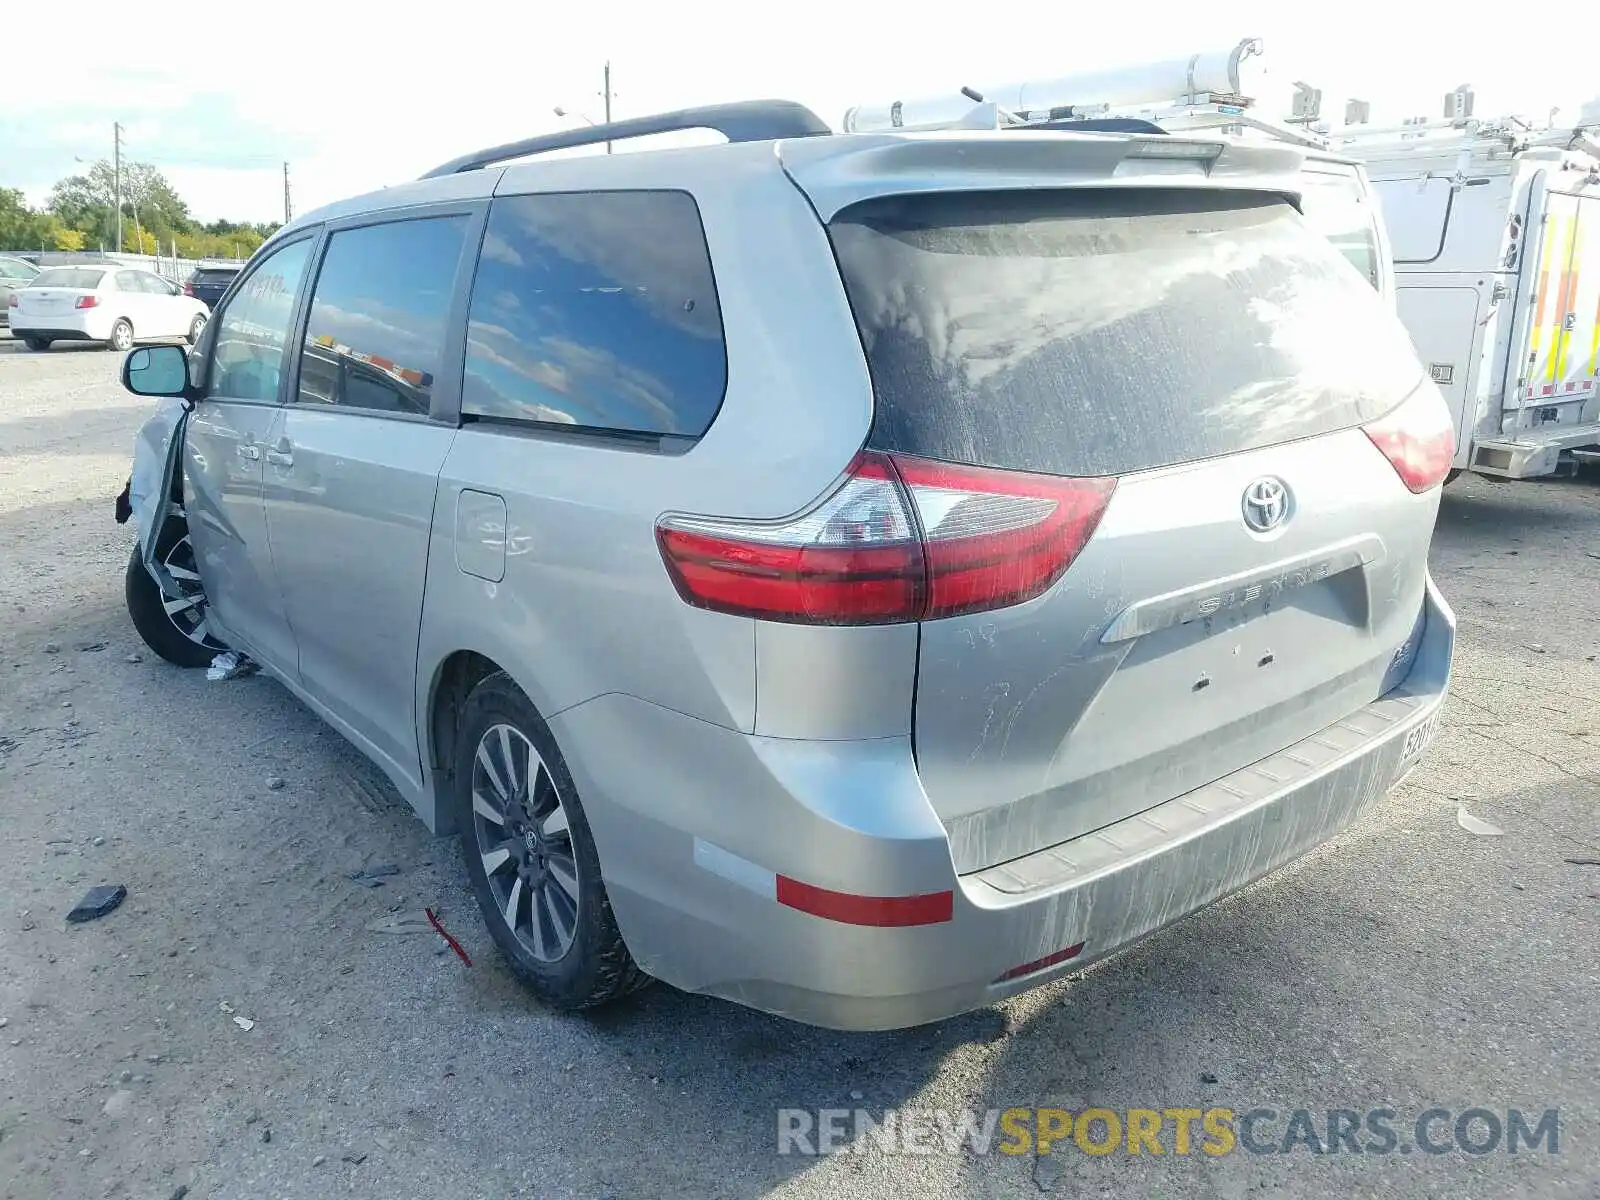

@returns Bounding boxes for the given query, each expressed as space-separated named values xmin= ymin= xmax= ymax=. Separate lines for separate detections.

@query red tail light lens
xmin=74 ymin=295 xmax=100 ymax=309
xmin=655 ymin=452 xmax=1116 ymax=625
xmin=182 ymin=281 xmax=195 ymax=296
xmin=893 ymin=456 xmax=1116 ymax=619
xmin=1363 ymin=386 xmax=1455 ymax=493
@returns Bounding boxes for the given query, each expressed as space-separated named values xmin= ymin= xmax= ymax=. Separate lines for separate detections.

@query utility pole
xmin=282 ymin=161 xmax=293 ymax=224
xmin=603 ymin=61 xmax=613 ymax=154
xmin=113 ymin=122 xmax=123 ymax=253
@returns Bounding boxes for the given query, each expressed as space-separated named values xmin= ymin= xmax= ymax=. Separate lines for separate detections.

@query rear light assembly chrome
xmin=74 ymin=295 xmax=100 ymax=310
xmin=1363 ymin=386 xmax=1455 ymax=493
xmin=656 ymin=451 xmax=1116 ymax=625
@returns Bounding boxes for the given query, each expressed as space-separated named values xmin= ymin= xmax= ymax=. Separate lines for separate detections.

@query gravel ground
xmin=1 ymin=334 xmax=1596 ymax=1200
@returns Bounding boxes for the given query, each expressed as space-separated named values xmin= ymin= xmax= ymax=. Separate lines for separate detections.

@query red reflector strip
xmin=775 ymin=876 xmax=953 ymax=927
xmin=995 ymin=942 xmax=1086 ymax=983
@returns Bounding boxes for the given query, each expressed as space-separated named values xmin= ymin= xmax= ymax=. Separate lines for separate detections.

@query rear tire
xmin=455 ymin=671 xmax=650 ymax=1011
xmin=107 ymin=318 xmax=133 ymax=352
xmin=124 ymin=521 xmax=227 ymax=668
xmin=23 ymin=337 xmax=50 ymax=352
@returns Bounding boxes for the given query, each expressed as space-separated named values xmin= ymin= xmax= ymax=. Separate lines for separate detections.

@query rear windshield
xmin=1297 ymin=169 xmax=1382 ymax=290
xmin=830 ymin=189 xmax=1423 ymax=479
xmin=191 ymin=269 xmax=238 ymax=284
xmin=33 ymin=268 xmax=107 ymax=289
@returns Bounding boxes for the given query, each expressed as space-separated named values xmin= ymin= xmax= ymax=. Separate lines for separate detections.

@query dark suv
xmin=182 ymin=265 xmax=240 ymax=311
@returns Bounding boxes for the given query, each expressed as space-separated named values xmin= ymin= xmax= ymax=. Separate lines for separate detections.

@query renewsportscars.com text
xmin=777 ymin=1106 xmax=1560 ymax=1158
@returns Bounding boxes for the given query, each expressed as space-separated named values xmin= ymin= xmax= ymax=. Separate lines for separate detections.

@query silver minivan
xmin=119 ymin=101 xmax=1456 ymax=1030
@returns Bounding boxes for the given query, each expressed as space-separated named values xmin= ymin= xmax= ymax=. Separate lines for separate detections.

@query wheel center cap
xmin=522 ymin=828 xmax=540 ymax=854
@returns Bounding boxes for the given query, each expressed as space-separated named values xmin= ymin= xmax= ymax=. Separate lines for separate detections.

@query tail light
xmin=1363 ymin=386 xmax=1454 ymax=492
xmin=655 ymin=451 xmax=1116 ymax=625
xmin=182 ymin=281 xmax=195 ymax=296
xmin=74 ymin=295 xmax=100 ymax=310
xmin=5 ymin=294 xmax=15 ymax=309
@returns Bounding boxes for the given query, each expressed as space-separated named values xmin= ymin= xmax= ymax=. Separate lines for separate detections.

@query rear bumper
xmin=556 ymin=576 xmax=1455 ymax=1031
xmin=8 ymin=311 xmax=112 ymax=341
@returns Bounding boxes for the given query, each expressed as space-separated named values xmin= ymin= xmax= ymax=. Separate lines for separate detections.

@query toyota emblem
xmin=1241 ymin=477 xmax=1290 ymax=533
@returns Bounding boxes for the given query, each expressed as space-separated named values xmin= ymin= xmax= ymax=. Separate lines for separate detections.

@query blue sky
xmin=5 ymin=0 xmax=1584 ymax=223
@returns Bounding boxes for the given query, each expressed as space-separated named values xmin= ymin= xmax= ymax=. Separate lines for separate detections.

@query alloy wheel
xmin=470 ymin=723 xmax=581 ymax=962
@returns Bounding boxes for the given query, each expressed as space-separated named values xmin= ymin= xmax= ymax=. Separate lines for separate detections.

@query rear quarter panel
xmin=414 ymin=145 xmax=881 ymax=826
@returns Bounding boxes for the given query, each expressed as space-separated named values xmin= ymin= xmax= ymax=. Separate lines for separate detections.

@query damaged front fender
xmin=121 ymin=397 xmax=192 ymax=602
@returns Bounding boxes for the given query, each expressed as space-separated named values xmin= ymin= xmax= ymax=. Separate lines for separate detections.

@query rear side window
xmin=830 ymin=189 xmax=1424 ymax=479
xmin=34 ymin=268 xmax=105 ymax=288
xmin=1297 ymin=169 xmax=1382 ymax=289
xmin=295 ymin=215 xmax=469 ymax=415
xmin=461 ymin=190 xmax=726 ymax=439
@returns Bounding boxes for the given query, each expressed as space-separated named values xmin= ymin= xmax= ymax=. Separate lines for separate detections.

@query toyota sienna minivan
xmin=118 ymin=100 xmax=1455 ymax=1030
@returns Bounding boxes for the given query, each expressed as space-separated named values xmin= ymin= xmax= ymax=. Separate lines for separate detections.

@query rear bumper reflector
xmin=693 ymin=838 xmax=954 ymax=927
xmin=995 ymin=942 xmax=1086 ymax=982
xmin=776 ymin=876 xmax=954 ymax=927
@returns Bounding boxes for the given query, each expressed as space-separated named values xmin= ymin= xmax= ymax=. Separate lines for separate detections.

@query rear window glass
xmin=33 ymin=268 xmax=106 ymax=288
xmin=192 ymin=269 xmax=238 ymax=285
xmin=1297 ymin=169 xmax=1381 ymax=289
xmin=830 ymin=189 xmax=1424 ymax=479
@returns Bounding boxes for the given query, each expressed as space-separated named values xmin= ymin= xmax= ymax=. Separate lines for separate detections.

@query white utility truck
xmin=1324 ymin=90 xmax=1600 ymax=480
xmin=840 ymin=39 xmax=1396 ymax=303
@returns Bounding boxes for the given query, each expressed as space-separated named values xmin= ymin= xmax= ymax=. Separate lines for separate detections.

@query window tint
xmin=210 ymin=238 xmax=314 ymax=401
xmin=295 ymin=216 xmax=468 ymax=415
xmin=461 ymin=190 xmax=726 ymax=438
xmin=1297 ymin=171 xmax=1381 ymax=290
xmin=192 ymin=269 xmax=238 ymax=285
xmin=35 ymin=268 xmax=106 ymax=288
xmin=830 ymin=189 xmax=1425 ymax=479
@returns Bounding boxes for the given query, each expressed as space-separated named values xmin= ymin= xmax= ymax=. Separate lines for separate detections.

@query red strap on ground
xmin=426 ymin=907 xmax=472 ymax=967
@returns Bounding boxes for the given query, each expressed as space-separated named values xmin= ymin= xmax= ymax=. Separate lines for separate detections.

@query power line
xmin=113 ymin=122 xmax=123 ymax=253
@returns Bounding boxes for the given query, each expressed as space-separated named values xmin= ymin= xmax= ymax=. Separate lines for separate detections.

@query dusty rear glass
xmin=829 ymin=189 xmax=1424 ymax=479
xmin=32 ymin=268 xmax=107 ymax=289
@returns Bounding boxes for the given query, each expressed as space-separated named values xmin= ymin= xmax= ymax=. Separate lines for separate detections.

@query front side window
xmin=461 ymin=190 xmax=727 ymax=439
xmin=209 ymin=238 xmax=315 ymax=402
xmin=295 ymin=216 xmax=469 ymax=415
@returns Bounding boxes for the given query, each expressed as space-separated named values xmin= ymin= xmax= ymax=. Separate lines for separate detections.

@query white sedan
xmin=8 ymin=265 xmax=210 ymax=352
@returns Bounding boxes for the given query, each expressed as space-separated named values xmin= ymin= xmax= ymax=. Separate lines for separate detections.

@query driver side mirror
xmin=122 ymin=344 xmax=190 ymax=399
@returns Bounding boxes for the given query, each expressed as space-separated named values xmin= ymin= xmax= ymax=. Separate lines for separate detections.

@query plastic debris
xmin=233 ymin=1016 xmax=255 ymax=1032
xmin=207 ymin=651 xmax=258 ymax=682
xmin=1456 ymin=806 xmax=1505 ymax=837
xmin=348 ymin=864 xmax=401 ymax=888
xmin=66 ymin=885 xmax=128 ymax=924
xmin=365 ymin=914 xmax=435 ymax=935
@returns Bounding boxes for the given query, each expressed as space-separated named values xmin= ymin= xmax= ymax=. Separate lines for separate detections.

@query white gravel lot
xmin=1 ymin=334 xmax=1596 ymax=1200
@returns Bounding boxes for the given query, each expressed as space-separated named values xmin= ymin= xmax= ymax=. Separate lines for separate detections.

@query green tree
xmin=48 ymin=160 xmax=196 ymax=249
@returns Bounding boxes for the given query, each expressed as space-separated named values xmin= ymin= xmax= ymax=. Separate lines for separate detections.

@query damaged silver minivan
xmin=117 ymin=101 xmax=1456 ymax=1030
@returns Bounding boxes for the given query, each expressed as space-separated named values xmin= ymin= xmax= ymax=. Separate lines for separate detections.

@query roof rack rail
xmin=419 ymin=100 xmax=832 ymax=178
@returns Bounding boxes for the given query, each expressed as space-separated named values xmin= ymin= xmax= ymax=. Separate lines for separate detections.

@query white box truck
xmin=1328 ymin=93 xmax=1600 ymax=480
